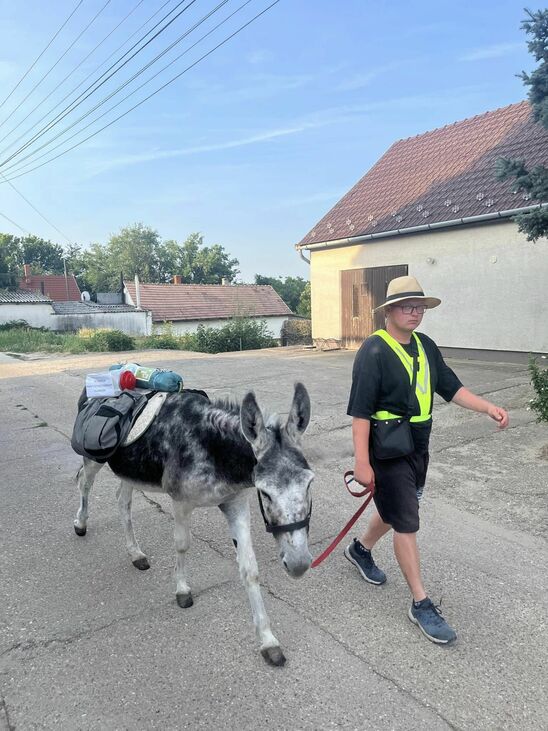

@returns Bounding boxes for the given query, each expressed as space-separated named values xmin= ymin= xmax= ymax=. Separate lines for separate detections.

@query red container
xmin=119 ymin=370 xmax=137 ymax=390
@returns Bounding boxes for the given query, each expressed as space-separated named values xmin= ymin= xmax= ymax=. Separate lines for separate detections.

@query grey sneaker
xmin=408 ymin=598 xmax=457 ymax=644
xmin=344 ymin=538 xmax=386 ymax=585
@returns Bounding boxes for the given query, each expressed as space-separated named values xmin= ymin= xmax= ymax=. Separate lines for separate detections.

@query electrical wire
xmin=0 ymin=0 xmax=235 ymax=174
xmin=0 ymin=171 xmax=73 ymax=244
xmin=0 ymin=210 xmax=30 ymax=235
xmin=0 ymin=0 xmax=85 ymax=112
xmin=0 ymin=1 xmax=114 ymax=134
xmin=1 ymin=0 xmax=282 ymax=183
xmin=0 ymin=0 xmax=198 ymax=168
xmin=0 ymin=0 xmax=177 ymax=155
xmin=0 ymin=0 xmax=147 ymax=150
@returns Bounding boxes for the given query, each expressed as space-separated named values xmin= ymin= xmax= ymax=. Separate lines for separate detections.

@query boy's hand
xmin=354 ymin=461 xmax=375 ymax=487
xmin=486 ymin=404 xmax=509 ymax=429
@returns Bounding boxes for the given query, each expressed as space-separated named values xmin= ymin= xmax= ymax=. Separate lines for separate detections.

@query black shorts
xmin=370 ymin=450 xmax=429 ymax=533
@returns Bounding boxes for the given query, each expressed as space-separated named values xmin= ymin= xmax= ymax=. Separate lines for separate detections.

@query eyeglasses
xmin=394 ymin=304 xmax=428 ymax=315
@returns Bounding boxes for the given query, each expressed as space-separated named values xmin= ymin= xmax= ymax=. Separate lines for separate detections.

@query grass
xmin=0 ymin=319 xmax=280 ymax=355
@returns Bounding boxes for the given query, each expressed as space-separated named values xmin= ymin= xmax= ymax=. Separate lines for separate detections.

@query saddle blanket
xmin=123 ymin=391 xmax=168 ymax=446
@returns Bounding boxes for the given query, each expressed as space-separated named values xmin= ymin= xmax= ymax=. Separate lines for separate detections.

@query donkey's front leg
xmin=172 ymin=500 xmax=194 ymax=608
xmin=116 ymin=480 xmax=149 ymax=570
xmin=220 ymin=493 xmax=285 ymax=667
xmin=74 ymin=458 xmax=104 ymax=536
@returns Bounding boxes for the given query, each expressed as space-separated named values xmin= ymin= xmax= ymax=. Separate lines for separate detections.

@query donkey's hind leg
xmin=74 ymin=458 xmax=104 ymax=536
xmin=116 ymin=480 xmax=150 ymax=570
xmin=220 ymin=493 xmax=285 ymax=667
xmin=172 ymin=500 xmax=193 ymax=608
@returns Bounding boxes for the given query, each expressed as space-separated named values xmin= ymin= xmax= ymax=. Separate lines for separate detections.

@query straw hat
xmin=373 ymin=275 xmax=441 ymax=313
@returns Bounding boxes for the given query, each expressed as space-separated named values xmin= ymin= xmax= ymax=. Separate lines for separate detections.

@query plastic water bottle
xmin=110 ymin=363 xmax=183 ymax=392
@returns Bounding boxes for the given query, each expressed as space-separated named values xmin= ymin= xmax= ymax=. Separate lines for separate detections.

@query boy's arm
xmin=352 ymin=417 xmax=375 ymax=486
xmin=452 ymin=386 xmax=509 ymax=429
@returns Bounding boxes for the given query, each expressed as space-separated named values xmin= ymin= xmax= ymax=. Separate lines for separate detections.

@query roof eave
xmin=295 ymin=203 xmax=547 ymax=251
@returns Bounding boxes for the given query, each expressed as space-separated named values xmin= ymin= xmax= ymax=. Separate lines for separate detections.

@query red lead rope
xmin=311 ymin=470 xmax=375 ymax=569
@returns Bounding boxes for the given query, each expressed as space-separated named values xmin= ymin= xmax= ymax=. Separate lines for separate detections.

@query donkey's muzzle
xmin=281 ymin=546 xmax=312 ymax=578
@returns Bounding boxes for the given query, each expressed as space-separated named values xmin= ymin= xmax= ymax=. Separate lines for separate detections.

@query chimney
xmin=134 ymin=274 xmax=141 ymax=309
xmin=23 ymin=263 xmax=31 ymax=282
xmin=221 ymin=277 xmax=229 ymax=286
xmin=173 ymin=275 xmax=182 ymax=284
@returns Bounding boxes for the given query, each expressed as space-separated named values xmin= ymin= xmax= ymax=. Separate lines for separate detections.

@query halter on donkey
xmin=73 ymin=383 xmax=313 ymax=666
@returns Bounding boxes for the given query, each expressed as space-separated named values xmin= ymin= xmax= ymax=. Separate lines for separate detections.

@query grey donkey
xmin=73 ymin=383 xmax=314 ymax=666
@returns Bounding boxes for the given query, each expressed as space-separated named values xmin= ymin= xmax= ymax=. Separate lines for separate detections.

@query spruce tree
xmin=496 ymin=8 xmax=548 ymax=240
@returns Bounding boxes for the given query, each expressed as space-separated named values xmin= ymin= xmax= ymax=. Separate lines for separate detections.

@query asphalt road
xmin=1 ymin=347 xmax=547 ymax=730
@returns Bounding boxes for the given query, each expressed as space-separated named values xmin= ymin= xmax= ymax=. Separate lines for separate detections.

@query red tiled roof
xmin=19 ymin=274 xmax=81 ymax=301
xmin=124 ymin=282 xmax=294 ymax=322
xmin=298 ymin=101 xmax=547 ymax=247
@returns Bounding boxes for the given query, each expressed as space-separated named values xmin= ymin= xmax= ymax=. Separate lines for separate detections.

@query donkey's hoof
xmin=261 ymin=646 xmax=286 ymax=667
xmin=176 ymin=592 xmax=193 ymax=608
xmin=74 ymin=524 xmax=87 ymax=537
xmin=132 ymin=557 xmax=150 ymax=571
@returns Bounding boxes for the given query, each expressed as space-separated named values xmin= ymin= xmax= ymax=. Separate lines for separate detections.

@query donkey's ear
xmin=286 ymin=382 xmax=311 ymax=442
xmin=241 ymin=391 xmax=266 ymax=447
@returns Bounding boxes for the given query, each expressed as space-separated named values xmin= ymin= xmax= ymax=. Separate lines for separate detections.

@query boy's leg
xmin=392 ymin=530 xmax=426 ymax=601
xmin=359 ymin=509 xmax=391 ymax=549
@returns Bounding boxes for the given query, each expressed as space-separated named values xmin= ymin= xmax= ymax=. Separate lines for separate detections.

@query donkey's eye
xmin=260 ymin=491 xmax=272 ymax=503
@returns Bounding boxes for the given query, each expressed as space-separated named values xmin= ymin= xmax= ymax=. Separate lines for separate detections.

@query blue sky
xmin=0 ymin=0 xmax=536 ymax=281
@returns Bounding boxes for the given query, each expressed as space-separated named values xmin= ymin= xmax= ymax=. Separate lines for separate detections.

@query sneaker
xmin=408 ymin=597 xmax=457 ymax=644
xmin=344 ymin=538 xmax=386 ymax=585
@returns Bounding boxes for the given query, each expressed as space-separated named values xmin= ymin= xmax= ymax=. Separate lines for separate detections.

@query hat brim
xmin=373 ymin=295 xmax=441 ymax=313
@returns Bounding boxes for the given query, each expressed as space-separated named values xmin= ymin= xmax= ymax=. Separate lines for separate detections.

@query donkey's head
xmin=241 ymin=382 xmax=314 ymax=578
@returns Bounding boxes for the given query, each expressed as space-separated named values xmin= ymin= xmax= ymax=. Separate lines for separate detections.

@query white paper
xmin=85 ymin=372 xmax=121 ymax=398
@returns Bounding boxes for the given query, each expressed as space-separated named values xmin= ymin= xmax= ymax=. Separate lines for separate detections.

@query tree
xmin=254 ymin=274 xmax=309 ymax=313
xmin=0 ymin=232 xmax=65 ymax=274
xmin=496 ymin=8 xmax=548 ymax=240
xmin=297 ymin=281 xmax=311 ymax=318
xmin=161 ymin=233 xmax=240 ymax=284
xmin=107 ymin=223 xmax=162 ymax=284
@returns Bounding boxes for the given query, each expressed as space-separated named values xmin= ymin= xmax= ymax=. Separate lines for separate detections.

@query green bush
xmin=85 ymin=329 xmax=135 ymax=352
xmin=529 ymin=355 xmax=548 ymax=422
xmin=0 ymin=320 xmax=34 ymax=331
xmin=192 ymin=318 xmax=277 ymax=354
xmin=281 ymin=318 xmax=312 ymax=346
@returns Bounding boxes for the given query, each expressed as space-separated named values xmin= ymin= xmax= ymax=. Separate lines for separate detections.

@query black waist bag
xmin=370 ymin=352 xmax=418 ymax=461
xmin=71 ymin=389 xmax=151 ymax=463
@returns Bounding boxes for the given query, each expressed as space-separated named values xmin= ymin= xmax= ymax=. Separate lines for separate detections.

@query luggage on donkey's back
xmin=71 ymin=389 xmax=151 ymax=463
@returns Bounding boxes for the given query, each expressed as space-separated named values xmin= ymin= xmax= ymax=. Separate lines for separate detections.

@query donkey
xmin=73 ymin=383 xmax=313 ymax=666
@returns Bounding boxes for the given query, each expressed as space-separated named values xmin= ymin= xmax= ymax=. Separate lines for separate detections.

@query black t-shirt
xmin=347 ymin=331 xmax=463 ymax=452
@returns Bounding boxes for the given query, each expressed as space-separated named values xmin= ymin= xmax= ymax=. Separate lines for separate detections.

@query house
xmin=19 ymin=264 xmax=81 ymax=301
xmin=0 ymin=290 xmax=150 ymax=334
xmin=295 ymin=101 xmax=548 ymax=358
xmin=0 ymin=289 xmax=54 ymax=328
xmin=124 ymin=279 xmax=294 ymax=337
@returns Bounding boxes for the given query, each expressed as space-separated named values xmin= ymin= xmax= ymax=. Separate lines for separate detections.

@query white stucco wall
xmin=0 ymin=303 xmax=55 ymax=328
xmin=154 ymin=316 xmax=289 ymax=338
xmin=0 ymin=304 xmax=151 ymax=335
xmin=309 ymin=220 xmax=548 ymax=353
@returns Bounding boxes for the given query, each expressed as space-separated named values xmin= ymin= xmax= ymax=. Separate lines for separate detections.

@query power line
xmin=0 ymin=0 xmax=113 ymax=133
xmin=0 ymin=171 xmax=73 ymax=244
xmin=1 ymin=0 xmax=234 ymax=174
xmin=0 ymin=210 xmax=30 ymax=235
xmin=0 ymin=0 xmax=146 ymax=151
xmin=1 ymin=1 xmax=282 ymax=184
xmin=0 ymin=0 xmax=86 ymax=112
xmin=0 ymin=0 xmax=176 ymax=156
xmin=0 ymin=0 xmax=254 ymax=179
xmin=0 ymin=0 xmax=197 ymax=168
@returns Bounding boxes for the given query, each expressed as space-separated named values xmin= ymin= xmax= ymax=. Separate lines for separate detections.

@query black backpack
xmin=71 ymin=389 xmax=152 ymax=463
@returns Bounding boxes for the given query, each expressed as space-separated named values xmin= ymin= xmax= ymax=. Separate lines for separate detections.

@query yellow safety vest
xmin=371 ymin=329 xmax=432 ymax=423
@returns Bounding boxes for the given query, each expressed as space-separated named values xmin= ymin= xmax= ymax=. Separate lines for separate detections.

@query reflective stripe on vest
xmin=371 ymin=329 xmax=432 ymax=422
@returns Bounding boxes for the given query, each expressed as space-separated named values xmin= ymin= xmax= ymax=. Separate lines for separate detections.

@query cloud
xmin=246 ymin=49 xmax=274 ymax=65
xmin=85 ymin=116 xmax=348 ymax=175
xmin=459 ymin=42 xmax=524 ymax=62
xmin=336 ymin=63 xmax=402 ymax=91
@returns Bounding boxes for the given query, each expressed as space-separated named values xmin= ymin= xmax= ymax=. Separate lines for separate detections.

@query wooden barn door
xmin=341 ymin=264 xmax=408 ymax=349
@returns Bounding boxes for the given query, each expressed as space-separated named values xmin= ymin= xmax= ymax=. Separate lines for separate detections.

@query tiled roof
xmin=19 ymin=274 xmax=81 ymax=301
xmin=51 ymin=301 xmax=140 ymax=315
xmin=0 ymin=289 xmax=52 ymax=304
xmin=298 ymin=101 xmax=547 ymax=247
xmin=124 ymin=282 xmax=294 ymax=322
